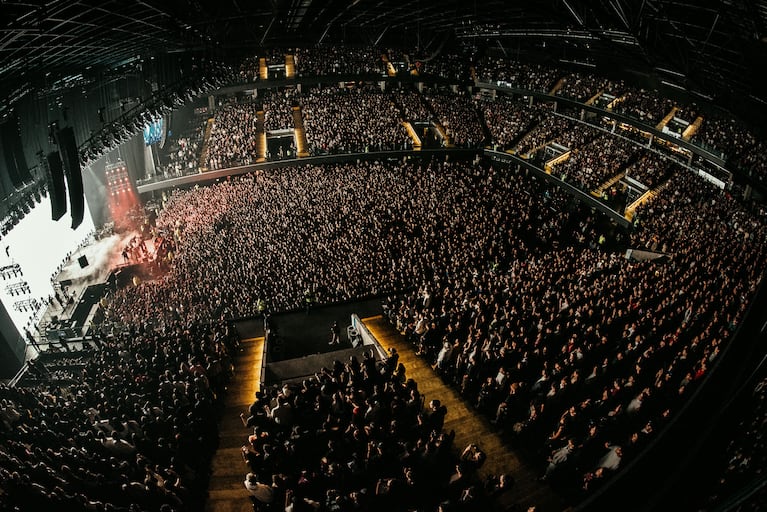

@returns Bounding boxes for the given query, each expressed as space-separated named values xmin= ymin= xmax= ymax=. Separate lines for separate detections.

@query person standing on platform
xmin=257 ymin=297 xmax=267 ymax=317
xmin=329 ymin=321 xmax=340 ymax=345
xmin=304 ymin=288 xmax=315 ymax=315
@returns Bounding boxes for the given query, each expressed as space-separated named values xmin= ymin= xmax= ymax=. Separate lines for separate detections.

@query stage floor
xmin=241 ymin=298 xmax=383 ymax=362
xmin=31 ymin=230 xmax=157 ymax=354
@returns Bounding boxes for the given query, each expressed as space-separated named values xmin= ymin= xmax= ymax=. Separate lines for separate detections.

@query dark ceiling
xmin=1 ymin=0 xmax=767 ymax=113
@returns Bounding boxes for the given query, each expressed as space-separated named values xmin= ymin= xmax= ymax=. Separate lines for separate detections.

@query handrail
xmin=136 ymin=148 xmax=480 ymax=193
xmin=475 ymin=80 xmax=727 ymax=165
xmin=484 ymin=149 xmax=632 ymax=228
xmin=260 ymin=322 xmax=270 ymax=392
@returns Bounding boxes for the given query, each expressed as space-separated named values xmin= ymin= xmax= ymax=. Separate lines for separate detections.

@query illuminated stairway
xmin=544 ymin=150 xmax=571 ymax=173
xmin=624 ymin=180 xmax=670 ymax=222
xmin=258 ymin=57 xmax=268 ymax=80
xmin=549 ymin=77 xmax=566 ymax=95
xmin=682 ymin=115 xmax=704 ymax=141
xmin=292 ymin=106 xmax=309 ymax=157
xmin=285 ymin=54 xmax=296 ymax=78
xmin=199 ymin=118 xmax=214 ymax=172
xmin=432 ymin=121 xmax=453 ymax=147
xmin=205 ymin=336 xmax=265 ymax=512
xmin=655 ymin=106 xmax=678 ymax=131
xmin=362 ymin=316 xmax=565 ymax=512
xmin=519 ymin=141 xmax=549 ymax=159
xmin=255 ymin=110 xmax=267 ymax=163
xmin=590 ymin=172 xmax=626 ymax=198
xmin=585 ymin=88 xmax=604 ymax=106
xmin=403 ymin=121 xmax=422 ymax=149
xmin=606 ymin=94 xmax=624 ymax=111
xmin=381 ymin=53 xmax=397 ymax=77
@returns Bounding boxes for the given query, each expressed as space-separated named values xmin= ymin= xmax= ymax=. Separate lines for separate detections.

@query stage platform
xmin=264 ymin=345 xmax=380 ymax=385
xmin=32 ymin=230 xmax=159 ymax=354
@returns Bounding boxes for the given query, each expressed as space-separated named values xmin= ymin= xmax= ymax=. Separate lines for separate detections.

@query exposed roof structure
xmin=1 ymin=0 xmax=766 ymax=111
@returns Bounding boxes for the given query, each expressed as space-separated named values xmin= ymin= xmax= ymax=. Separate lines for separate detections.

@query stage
xmin=31 ymin=230 xmax=159 ymax=354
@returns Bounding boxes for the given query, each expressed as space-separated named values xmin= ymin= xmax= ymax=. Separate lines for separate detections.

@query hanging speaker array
xmin=53 ymin=126 xmax=84 ymax=229
xmin=0 ymin=113 xmax=33 ymax=189
xmin=44 ymin=151 xmax=67 ymax=221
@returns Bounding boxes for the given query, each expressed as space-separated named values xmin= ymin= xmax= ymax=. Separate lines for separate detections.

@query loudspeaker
xmin=78 ymin=255 xmax=88 ymax=268
xmin=55 ymin=127 xmax=84 ymax=229
xmin=0 ymin=114 xmax=33 ymax=189
xmin=45 ymin=151 xmax=67 ymax=221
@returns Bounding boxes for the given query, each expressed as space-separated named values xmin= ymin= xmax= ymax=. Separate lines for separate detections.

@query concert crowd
xmin=3 ymin=45 xmax=767 ymax=512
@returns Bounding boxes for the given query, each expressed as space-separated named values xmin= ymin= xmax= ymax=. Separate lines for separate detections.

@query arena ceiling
xmin=1 ymin=0 xmax=767 ymax=113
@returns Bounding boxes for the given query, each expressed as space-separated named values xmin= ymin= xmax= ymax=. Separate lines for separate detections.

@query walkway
xmin=362 ymin=315 xmax=565 ymax=512
xmin=205 ymin=336 xmax=265 ymax=512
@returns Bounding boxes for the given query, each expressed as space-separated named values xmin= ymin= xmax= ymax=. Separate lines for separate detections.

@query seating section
xmin=302 ymin=87 xmax=410 ymax=154
xmin=385 ymin=162 xmax=766 ymax=500
xmin=550 ymin=123 xmax=600 ymax=152
xmin=393 ymin=88 xmax=431 ymax=122
xmin=693 ymin=114 xmax=757 ymax=158
xmin=414 ymin=50 xmax=471 ymax=80
xmin=422 ymin=90 xmax=484 ymax=147
xmin=699 ymin=372 xmax=767 ymax=510
xmin=482 ymin=97 xmax=541 ymax=150
xmin=555 ymin=134 xmax=641 ymax=191
xmin=613 ymin=89 xmax=676 ymax=125
xmin=555 ymin=73 xmax=608 ymax=102
xmin=514 ymin=116 xmax=574 ymax=156
xmin=294 ymin=47 xmax=384 ymax=76
xmin=623 ymin=152 xmax=678 ymax=190
xmin=157 ymin=117 xmax=207 ymax=179
xmin=207 ymin=100 xmax=260 ymax=170
xmin=263 ymin=89 xmax=296 ymax=132
xmin=477 ymin=56 xmax=561 ymax=92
